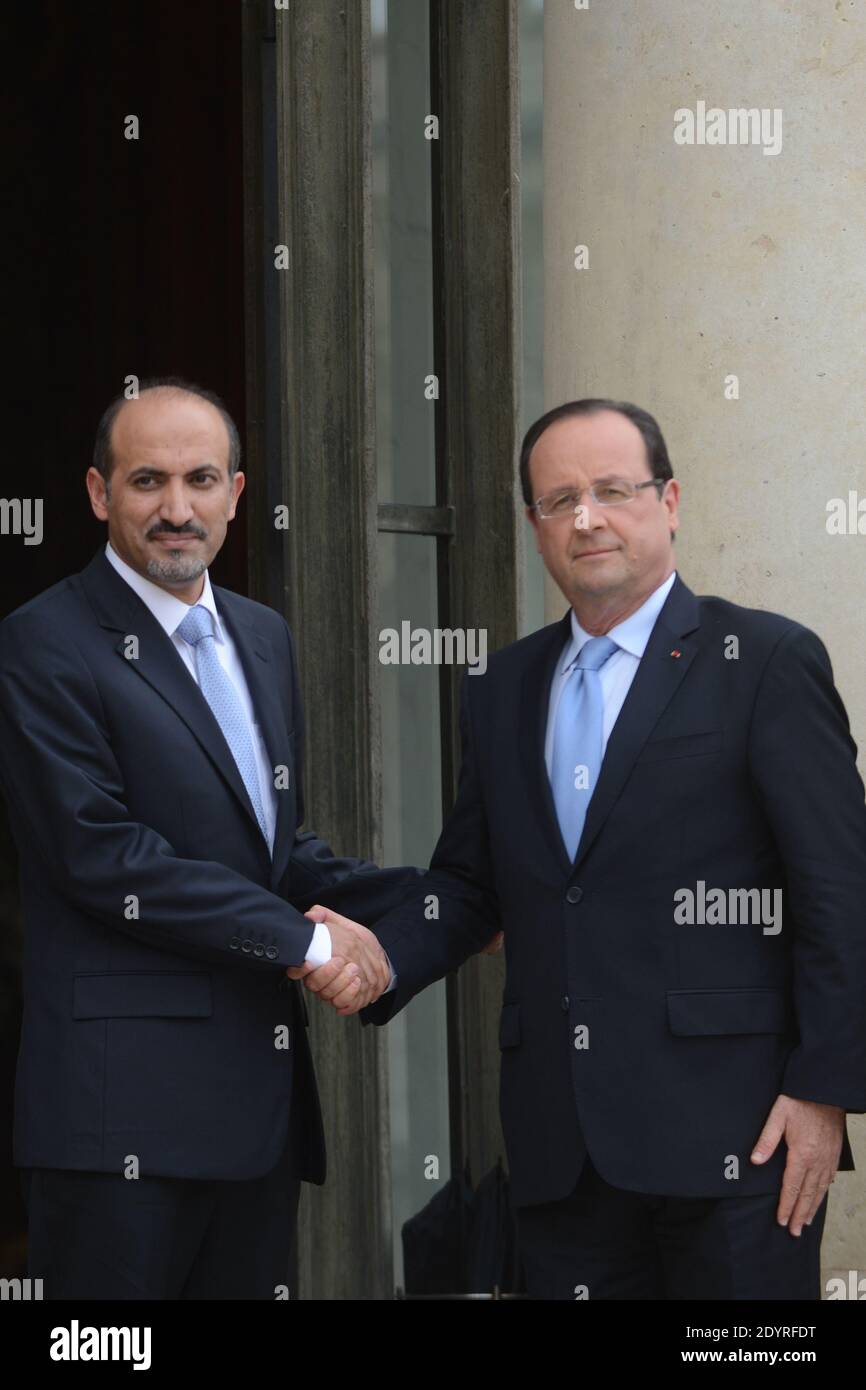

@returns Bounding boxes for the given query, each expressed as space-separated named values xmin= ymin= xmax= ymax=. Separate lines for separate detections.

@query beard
xmin=144 ymin=551 xmax=208 ymax=586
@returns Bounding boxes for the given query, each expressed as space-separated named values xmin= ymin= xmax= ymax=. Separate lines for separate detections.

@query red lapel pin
xmin=670 ymin=649 xmax=681 ymax=659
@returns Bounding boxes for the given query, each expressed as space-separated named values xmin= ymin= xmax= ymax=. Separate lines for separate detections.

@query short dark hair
xmin=519 ymin=398 xmax=673 ymax=506
xmin=92 ymin=376 xmax=241 ymax=487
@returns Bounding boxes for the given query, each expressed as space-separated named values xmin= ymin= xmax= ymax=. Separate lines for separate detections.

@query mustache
xmin=148 ymin=527 xmax=205 ymax=539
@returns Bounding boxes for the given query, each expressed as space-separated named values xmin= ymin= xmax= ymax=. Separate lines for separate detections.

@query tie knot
xmin=176 ymin=604 xmax=214 ymax=647
xmin=575 ymin=634 xmax=618 ymax=672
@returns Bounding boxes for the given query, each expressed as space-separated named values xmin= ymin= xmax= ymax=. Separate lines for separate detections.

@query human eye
xmin=548 ymin=490 xmax=579 ymax=514
xmin=595 ymin=481 xmax=631 ymax=503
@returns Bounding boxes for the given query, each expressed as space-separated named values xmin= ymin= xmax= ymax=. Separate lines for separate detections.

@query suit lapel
xmin=77 ymin=549 xmax=286 ymax=884
xmin=519 ymin=612 xmax=575 ymax=877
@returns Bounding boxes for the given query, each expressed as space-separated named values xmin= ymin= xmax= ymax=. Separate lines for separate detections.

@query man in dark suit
xmin=0 ymin=377 xmax=412 ymax=1299
xmin=300 ymin=398 xmax=866 ymax=1299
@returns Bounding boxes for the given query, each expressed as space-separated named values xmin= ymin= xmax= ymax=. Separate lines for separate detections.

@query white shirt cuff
xmin=304 ymin=922 xmax=332 ymax=967
xmin=304 ymin=926 xmax=397 ymax=994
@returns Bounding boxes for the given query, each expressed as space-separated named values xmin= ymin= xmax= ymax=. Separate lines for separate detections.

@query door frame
xmin=241 ymin=0 xmax=522 ymax=1299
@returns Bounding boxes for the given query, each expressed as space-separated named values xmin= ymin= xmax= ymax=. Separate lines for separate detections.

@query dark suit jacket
xmin=363 ymin=576 xmax=866 ymax=1206
xmin=0 ymin=547 xmax=418 ymax=1182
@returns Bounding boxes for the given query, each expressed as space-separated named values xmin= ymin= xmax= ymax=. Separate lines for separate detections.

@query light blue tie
xmin=550 ymin=635 xmax=618 ymax=861
xmin=175 ymin=604 xmax=270 ymax=846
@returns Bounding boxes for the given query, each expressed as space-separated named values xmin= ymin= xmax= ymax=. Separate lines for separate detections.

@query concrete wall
xmin=543 ymin=0 xmax=865 ymax=1289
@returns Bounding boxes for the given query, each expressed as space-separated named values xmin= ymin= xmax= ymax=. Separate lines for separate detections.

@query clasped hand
xmin=286 ymin=906 xmax=392 ymax=1016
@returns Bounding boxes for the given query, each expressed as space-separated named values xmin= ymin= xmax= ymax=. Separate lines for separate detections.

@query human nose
xmin=156 ymin=478 xmax=197 ymax=527
xmin=573 ymin=489 xmax=608 ymax=532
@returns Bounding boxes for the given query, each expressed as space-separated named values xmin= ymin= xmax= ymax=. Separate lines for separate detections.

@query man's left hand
xmin=751 ymin=1093 xmax=845 ymax=1235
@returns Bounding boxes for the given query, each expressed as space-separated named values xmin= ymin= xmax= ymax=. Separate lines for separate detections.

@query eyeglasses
xmin=532 ymin=478 xmax=666 ymax=520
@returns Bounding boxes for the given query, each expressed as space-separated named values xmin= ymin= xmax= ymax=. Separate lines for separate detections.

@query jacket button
xmin=561 ymin=995 xmax=570 ymax=1011
xmin=566 ymin=886 xmax=583 ymax=904
xmin=265 ymin=946 xmax=278 ymax=961
xmin=253 ymin=944 xmax=265 ymax=957
xmin=241 ymin=940 xmax=253 ymax=953
xmin=229 ymin=937 xmax=241 ymax=950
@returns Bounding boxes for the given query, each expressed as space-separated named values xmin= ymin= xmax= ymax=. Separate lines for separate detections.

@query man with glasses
xmin=299 ymin=398 xmax=866 ymax=1300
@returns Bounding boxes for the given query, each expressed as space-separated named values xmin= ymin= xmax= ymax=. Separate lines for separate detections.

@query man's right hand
xmin=286 ymin=905 xmax=391 ymax=1011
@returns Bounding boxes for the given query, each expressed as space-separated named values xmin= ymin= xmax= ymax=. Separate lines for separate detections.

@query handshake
xmin=286 ymin=905 xmax=395 ymax=1016
xmin=287 ymin=905 xmax=505 ymax=1016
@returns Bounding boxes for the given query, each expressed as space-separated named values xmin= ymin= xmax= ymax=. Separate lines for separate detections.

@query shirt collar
xmin=104 ymin=540 xmax=224 ymax=643
xmin=560 ymin=570 xmax=677 ymax=673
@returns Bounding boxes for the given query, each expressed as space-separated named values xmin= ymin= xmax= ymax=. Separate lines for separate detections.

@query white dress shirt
xmin=104 ymin=541 xmax=331 ymax=967
xmin=545 ymin=571 xmax=677 ymax=777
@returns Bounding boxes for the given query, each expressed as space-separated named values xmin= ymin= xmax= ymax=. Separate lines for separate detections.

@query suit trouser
xmin=515 ymin=1154 xmax=827 ymax=1300
xmin=19 ymin=1135 xmax=301 ymax=1300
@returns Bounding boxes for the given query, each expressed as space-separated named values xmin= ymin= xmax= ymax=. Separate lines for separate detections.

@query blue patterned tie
xmin=175 ymin=605 xmax=269 ymax=845
xmin=550 ymin=635 xmax=618 ymax=861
